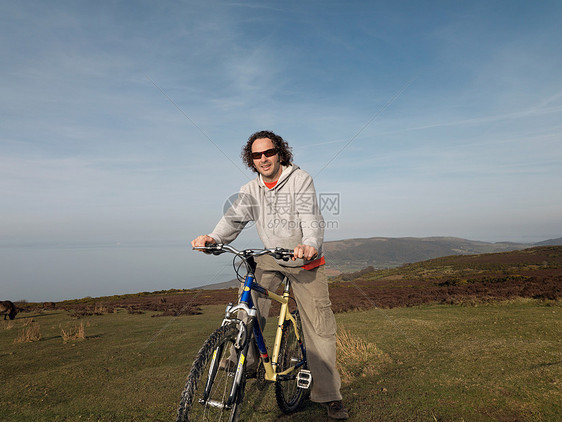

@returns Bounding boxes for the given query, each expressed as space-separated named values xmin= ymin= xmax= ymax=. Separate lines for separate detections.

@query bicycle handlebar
xmin=193 ymin=244 xmax=294 ymax=261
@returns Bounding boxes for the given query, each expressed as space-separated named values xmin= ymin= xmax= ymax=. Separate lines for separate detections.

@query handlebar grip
xmin=272 ymin=248 xmax=294 ymax=261
xmin=193 ymin=244 xmax=225 ymax=255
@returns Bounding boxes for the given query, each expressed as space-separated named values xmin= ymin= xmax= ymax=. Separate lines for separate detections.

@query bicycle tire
xmin=177 ymin=323 xmax=247 ymax=422
xmin=275 ymin=310 xmax=309 ymax=413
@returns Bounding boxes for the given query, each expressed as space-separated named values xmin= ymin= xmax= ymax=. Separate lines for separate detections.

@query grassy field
xmin=1 ymin=300 xmax=560 ymax=421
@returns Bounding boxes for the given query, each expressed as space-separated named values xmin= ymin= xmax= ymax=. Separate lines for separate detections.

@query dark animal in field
xmin=0 ymin=301 xmax=17 ymax=320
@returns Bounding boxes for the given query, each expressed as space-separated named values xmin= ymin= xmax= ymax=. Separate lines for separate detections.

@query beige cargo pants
xmin=247 ymin=254 xmax=342 ymax=403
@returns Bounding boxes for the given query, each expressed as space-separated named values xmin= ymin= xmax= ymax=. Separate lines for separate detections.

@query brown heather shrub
xmin=61 ymin=322 xmax=86 ymax=343
xmin=14 ymin=320 xmax=42 ymax=343
xmin=94 ymin=303 xmax=114 ymax=315
xmin=340 ymin=266 xmax=376 ymax=281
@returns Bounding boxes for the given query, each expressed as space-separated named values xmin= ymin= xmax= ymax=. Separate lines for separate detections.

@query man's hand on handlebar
xmin=191 ymin=235 xmax=217 ymax=249
xmin=292 ymin=244 xmax=318 ymax=261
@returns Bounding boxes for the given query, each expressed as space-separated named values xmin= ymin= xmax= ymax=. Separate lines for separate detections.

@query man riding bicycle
xmin=192 ymin=130 xmax=349 ymax=420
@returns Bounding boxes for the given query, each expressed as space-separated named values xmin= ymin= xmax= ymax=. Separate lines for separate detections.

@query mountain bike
xmin=176 ymin=244 xmax=311 ymax=422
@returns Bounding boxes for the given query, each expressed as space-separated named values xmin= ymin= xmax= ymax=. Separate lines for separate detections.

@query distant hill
xmin=534 ymin=237 xmax=562 ymax=246
xmin=196 ymin=236 xmax=562 ymax=287
xmin=329 ymin=245 xmax=562 ymax=311
xmin=195 ymin=279 xmax=240 ymax=290
xmin=322 ymin=236 xmax=547 ymax=272
xmin=337 ymin=245 xmax=562 ymax=280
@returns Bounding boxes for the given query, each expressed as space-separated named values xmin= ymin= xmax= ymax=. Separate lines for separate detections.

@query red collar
xmin=264 ymin=180 xmax=278 ymax=189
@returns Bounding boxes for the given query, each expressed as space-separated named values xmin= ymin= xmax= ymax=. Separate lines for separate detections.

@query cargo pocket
xmin=313 ymin=297 xmax=337 ymax=337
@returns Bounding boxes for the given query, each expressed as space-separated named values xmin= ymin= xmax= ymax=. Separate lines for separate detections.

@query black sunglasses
xmin=251 ymin=148 xmax=278 ymax=160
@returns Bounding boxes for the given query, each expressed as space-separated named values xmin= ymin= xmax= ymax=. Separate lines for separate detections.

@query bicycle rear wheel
xmin=275 ymin=310 xmax=309 ymax=413
xmin=177 ymin=323 xmax=246 ymax=422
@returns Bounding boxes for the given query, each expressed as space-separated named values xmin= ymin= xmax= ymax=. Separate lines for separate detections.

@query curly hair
xmin=241 ymin=130 xmax=293 ymax=173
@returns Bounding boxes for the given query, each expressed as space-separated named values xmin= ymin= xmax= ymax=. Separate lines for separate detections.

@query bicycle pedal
xmin=296 ymin=369 xmax=312 ymax=389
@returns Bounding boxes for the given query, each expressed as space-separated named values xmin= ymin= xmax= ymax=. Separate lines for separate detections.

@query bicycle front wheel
xmin=275 ymin=310 xmax=309 ymax=413
xmin=177 ymin=323 xmax=246 ymax=422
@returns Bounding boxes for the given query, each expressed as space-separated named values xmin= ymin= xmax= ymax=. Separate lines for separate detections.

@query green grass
xmin=1 ymin=300 xmax=560 ymax=421
xmin=0 ymin=306 xmax=226 ymax=421
xmin=336 ymin=299 xmax=561 ymax=422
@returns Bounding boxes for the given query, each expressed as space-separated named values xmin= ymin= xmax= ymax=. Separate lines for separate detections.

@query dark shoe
xmin=322 ymin=400 xmax=349 ymax=420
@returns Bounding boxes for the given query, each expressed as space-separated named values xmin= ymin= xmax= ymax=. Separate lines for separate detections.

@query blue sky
xmin=1 ymin=1 xmax=561 ymax=301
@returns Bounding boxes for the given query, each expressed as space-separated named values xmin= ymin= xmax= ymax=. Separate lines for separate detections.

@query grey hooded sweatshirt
xmin=208 ymin=164 xmax=324 ymax=267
